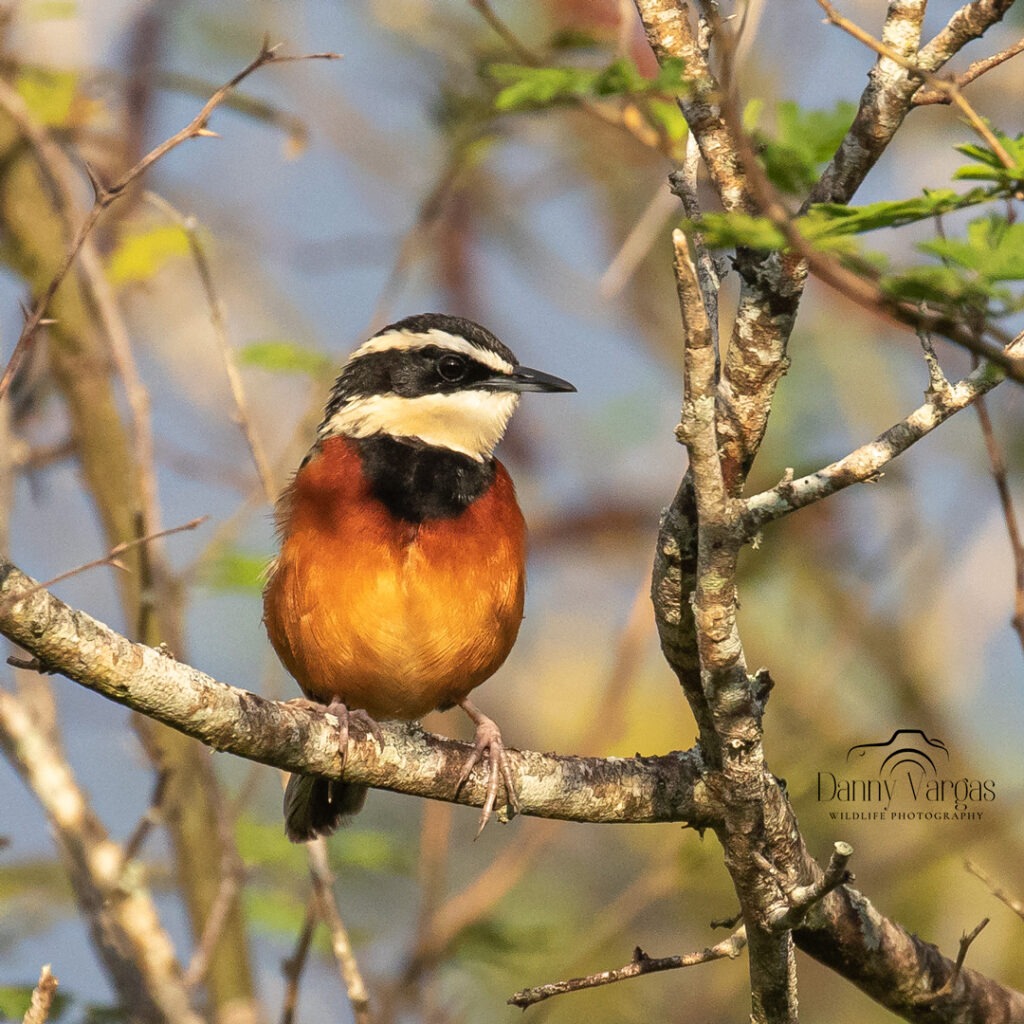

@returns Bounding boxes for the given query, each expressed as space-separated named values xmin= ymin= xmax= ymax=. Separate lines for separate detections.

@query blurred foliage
xmin=200 ymin=545 xmax=267 ymax=592
xmin=15 ymin=66 xmax=78 ymax=126
xmin=745 ymin=98 xmax=858 ymax=196
xmin=106 ymin=225 xmax=191 ymax=286
xmin=237 ymin=338 xmax=331 ymax=376
xmin=487 ymin=56 xmax=687 ymax=111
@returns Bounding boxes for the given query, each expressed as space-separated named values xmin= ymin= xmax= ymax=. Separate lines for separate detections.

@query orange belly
xmin=263 ymin=437 xmax=526 ymax=719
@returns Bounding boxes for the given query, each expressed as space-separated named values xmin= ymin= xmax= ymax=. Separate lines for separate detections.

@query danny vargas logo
xmin=816 ymin=730 xmax=996 ymax=822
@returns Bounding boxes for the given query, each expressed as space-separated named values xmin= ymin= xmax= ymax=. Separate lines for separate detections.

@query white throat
xmin=319 ymin=390 xmax=520 ymax=461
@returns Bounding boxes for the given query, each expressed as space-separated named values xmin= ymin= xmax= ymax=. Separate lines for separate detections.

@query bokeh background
xmin=2 ymin=1 xmax=1023 ymax=1022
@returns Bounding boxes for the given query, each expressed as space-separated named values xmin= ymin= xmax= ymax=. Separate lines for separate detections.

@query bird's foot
xmin=456 ymin=699 xmax=520 ymax=837
xmin=324 ymin=700 xmax=386 ymax=763
xmin=285 ymin=697 xmax=385 ymax=764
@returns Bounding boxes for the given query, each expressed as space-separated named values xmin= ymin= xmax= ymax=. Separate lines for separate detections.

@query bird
xmin=263 ymin=313 xmax=575 ymax=842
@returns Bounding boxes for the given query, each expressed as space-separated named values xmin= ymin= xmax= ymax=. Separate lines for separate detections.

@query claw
xmin=325 ymin=700 xmax=387 ymax=762
xmin=287 ymin=697 xmax=383 ymax=765
xmin=456 ymin=699 xmax=520 ymax=837
xmin=348 ymin=707 xmax=386 ymax=753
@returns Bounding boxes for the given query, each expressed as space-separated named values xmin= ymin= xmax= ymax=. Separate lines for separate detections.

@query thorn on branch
xmin=6 ymin=654 xmax=58 ymax=674
xmin=711 ymin=910 xmax=743 ymax=929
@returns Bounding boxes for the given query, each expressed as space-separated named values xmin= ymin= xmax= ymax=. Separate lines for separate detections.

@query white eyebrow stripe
xmin=349 ymin=328 xmax=515 ymax=376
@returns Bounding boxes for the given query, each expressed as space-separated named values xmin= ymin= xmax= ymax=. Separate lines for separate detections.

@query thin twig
xmin=971 ymin=371 xmax=1024 ymax=653
xmin=0 ymin=76 xmax=164 ymax=552
xmin=469 ymin=0 xmax=677 ymax=155
xmin=599 ymin=182 xmax=679 ymax=298
xmin=0 ymin=516 xmax=207 ymax=621
xmin=182 ymin=844 xmax=247 ymax=988
xmin=0 ymin=40 xmax=340 ymax=403
xmin=467 ymin=0 xmax=537 ymax=63
xmin=379 ymin=580 xmax=656 ymax=1022
xmin=914 ymin=917 xmax=990 ymax=1002
xmin=21 ymin=964 xmax=58 ymax=1024
xmin=280 ymin=897 xmax=318 ymax=1024
xmin=965 ymin=860 xmax=1024 ymax=922
xmin=122 ymin=768 xmax=171 ymax=864
xmin=712 ymin=68 xmax=1024 ymax=379
xmin=914 ymin=36 xmax=1024 ymax=104
xmin=0 ymin=690 xmax=202 ymax=1024
xmin=145 ymin=192 xmax=278 ymax=505
xmin=307 ymin=838 xmax=373 ymax=1024
xmin=526 ymin=860 xmax=687 ymax=1024
xmin=816 ymin=0 xmax=1016 ymax=168
xmin=0 ymin=516 xmax=207 ymax=626
xmin=743 ymin=337 xmax=1024 ymax=531
xmin=507 ymin=929 xmax=747 ymax=1009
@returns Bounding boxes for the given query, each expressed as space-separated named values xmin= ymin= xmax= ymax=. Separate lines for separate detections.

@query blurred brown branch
xmin=966 ymin=861 xmax=1024 ymax=922
xmin=0 ymin=690 xmax=202 ymax=1024
xmin=0 ymin=39 xmax=339 ymax=404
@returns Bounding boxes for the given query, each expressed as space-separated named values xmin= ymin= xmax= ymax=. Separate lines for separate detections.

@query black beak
xmin=482 ymin=364 xmax=576 ymax=394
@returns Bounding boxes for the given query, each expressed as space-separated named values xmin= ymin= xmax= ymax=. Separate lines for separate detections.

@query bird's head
xmin=318 ymin=314 xmax=575 ymax=461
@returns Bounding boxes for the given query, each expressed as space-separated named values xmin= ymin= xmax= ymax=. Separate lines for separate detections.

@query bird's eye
xmin=437 ymin=353 xmax=467 ymax=382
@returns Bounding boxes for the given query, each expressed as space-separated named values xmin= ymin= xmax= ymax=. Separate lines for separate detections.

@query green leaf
xmin=880 ymin=216 xmax=1024 ymax=316
xmin=953 ymin=132 xmax=1024 ymax=189
xmin=25 ymin=0 xmax=77 ymax=20
xmin=689 ymin=212 xmax=787 ymax=250
xmin=16 ymin=67 xmax=77 ymax=127
xmin=880 ymin=265 xmax=996 ymax=308
xmin=106 ymin=225 xmax=190 ymax=286
xmin=805 ymin=187 xmax=994 ymax=237
xmin=488 ymin=56 xmax=686 ymax=112
xmin=237 ymin=340 xmax=330 ymax=376
xmin=748 ymin=100 xmax=857 ymax=195
xmin=918 ymin=215 xmax=1024 ymax=282
xmin=201 ymin=547 xmax=267 ymax=593
xmin=646 ymin=98 xmax=688 ymax=143
xmin=490 ymin=63 xmax=600 ymax=111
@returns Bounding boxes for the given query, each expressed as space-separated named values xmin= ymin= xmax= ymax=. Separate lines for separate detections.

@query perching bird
xmin=263 ymin=313 xmax=575 ymax=841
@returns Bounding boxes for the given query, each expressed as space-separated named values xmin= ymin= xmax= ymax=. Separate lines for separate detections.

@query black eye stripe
xmin=323 ymin=347 xmax=502 ymax=418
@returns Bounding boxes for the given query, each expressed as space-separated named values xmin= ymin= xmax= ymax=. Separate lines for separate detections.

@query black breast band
xmin=354 ymin=435 xmax=496 ymax=523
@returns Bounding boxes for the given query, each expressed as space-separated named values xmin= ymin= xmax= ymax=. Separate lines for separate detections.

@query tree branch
xmin=913 ymin=36 xmax=1024 ymax=104
xmin=0 ymin=690 xmax=202 ymax=1024
xmin=0 ymin=556 xmax=713 ymax=827
xmin=0 ymin=39 xmax=340 ymax=403
xmin=742 ymin=338 xmax=1023 ymax=533
xmin=507 ymin=929 xmax=747 ymax=1009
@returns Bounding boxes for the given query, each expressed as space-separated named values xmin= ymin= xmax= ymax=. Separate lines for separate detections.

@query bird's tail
xmin=283 ymin=774 xmax=368 ymax=843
